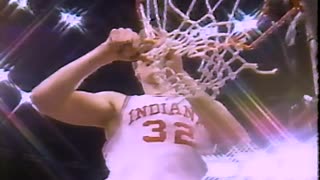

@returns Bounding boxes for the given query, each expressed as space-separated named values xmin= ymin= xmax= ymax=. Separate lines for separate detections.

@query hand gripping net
xmin=137 ymin=0 xmax=278 ymax=97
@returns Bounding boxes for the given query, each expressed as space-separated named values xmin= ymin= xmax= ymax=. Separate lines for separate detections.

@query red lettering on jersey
xmin=143 ymin=120 xmax=167 ymax=142
xmin=129 ymin=109 xmax=136 ymax=125
xmin=174 ymin=122 xmax=195 ymax=147
xmin=183 ymin=105 xmax=195 ymax=122
xmin=128 ymin=103 xmax=198 ymax=125
xmin=149 ymin=104 xmax=160 ymax=115
xmin=129 ymin=109 xmax=134 ymax=124
xmin=142 ymin=120 xmax=195 ymax=147
xmin=160 ymin=103 xmax=168 ymax=114
xmin=137 ymin=106 xmax=147 ymax=119
xmin=129 ymin=106 xmax=147 ymax=125
xmin=170 ymin=103 xmax=182 ymax=115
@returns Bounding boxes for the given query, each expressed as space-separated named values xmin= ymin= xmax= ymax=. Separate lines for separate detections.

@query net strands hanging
xmin=137 ymin=0 xmax=297 ymax=97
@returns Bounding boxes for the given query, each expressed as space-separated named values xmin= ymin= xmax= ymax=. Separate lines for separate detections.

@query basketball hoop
xmin=136 ymin=0 xmax=302 ymax=98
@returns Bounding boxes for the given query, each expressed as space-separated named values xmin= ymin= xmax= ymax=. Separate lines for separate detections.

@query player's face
xmin=134 ymin=60 xmax=163 ymax=85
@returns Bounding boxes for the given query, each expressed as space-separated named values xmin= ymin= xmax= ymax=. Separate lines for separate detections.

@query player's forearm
xmin=175 ymin=70 xmax=250 ymax=145
xmin=31 ymin=43 xmax=114 ymax=110
xmin=186 ymin=92 xmax=251 ymax=146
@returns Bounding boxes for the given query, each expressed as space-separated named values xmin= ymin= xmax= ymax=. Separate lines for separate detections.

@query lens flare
xmin=7 ymin=0 xmax=33 ymax=13
xmin=55 ymin=8 xmax=87 ymax=34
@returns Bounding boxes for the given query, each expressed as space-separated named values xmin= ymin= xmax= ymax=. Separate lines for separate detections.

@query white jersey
xmin=103 ymin=95 xmax=213 ymax=180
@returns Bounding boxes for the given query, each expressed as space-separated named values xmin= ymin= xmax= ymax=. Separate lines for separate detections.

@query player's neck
xmin=141 ymin=83 xmax=177 ymax=96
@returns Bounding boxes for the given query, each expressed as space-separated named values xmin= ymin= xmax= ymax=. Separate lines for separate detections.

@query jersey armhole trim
xmin=120 ymin=95 xmax=131 ymax=112
xmin=105 ymin=96 xmax=131 ymax=140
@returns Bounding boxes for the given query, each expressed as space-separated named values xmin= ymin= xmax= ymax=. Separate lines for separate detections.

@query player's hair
xmin=132 ymin=62 xmax=138 ymax=70
xmin=131 ymin=61 xmax=142 ymax=81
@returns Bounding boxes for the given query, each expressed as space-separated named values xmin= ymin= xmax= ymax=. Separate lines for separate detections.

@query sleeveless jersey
xmin=102 ymin=95 xmax=213 ymax=180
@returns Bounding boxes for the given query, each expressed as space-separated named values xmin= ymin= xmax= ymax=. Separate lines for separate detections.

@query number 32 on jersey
xmin=142 ymin=120 xmax=195 ymax=147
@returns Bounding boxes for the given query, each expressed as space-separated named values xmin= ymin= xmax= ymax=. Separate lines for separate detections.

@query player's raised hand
xmin=164 ymin=50 xmax=184 ymax=73
xmin=103 ymin=28 xmax=144 ymax=61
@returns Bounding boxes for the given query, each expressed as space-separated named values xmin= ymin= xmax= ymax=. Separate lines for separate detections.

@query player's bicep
xmin=42 ymin=91 xmax=125 ymax=128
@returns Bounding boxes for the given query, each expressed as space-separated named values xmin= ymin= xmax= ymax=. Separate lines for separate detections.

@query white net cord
xmin=138 ymin=0 xmax=285 ymax=97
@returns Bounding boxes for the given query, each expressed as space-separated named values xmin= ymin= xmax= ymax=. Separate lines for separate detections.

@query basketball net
xmin=136 ymin=0 xmax=301 ymax=98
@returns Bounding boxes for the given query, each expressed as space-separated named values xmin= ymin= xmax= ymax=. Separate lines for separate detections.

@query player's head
xmin=132 ymin=60 xmax=162 ymax=84
xmin=132 ymin=60 xmax=171 ymax=94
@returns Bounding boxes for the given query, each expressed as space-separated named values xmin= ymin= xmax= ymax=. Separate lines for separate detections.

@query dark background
xmin=0 ymin=0 xmax=316 ymax=180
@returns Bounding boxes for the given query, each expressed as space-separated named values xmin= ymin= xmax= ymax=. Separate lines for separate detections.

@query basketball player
xmin=31 ymin=28 xmax=250 ymax=180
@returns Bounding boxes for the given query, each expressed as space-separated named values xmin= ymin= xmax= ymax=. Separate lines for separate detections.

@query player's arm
xmin=186 ymin=92 xmax=251 ymax=146
xmin=165 ymin=52 xmax=251 ymax=148
xmin=31 ymin=28 xmax=140 ymax=127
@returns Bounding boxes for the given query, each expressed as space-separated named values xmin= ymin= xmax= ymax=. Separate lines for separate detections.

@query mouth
xmin=147 ymin=72 xmax=162 ymax=84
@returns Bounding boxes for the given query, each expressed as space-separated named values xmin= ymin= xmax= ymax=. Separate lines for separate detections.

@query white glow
xmin=269 ymin=140 xmax=318 ymax=180
xmin=0 ymin=69 xmax=10 ymax=82
xmin=0 ymin=68 xmax=37 ymax=112
xmin=14 ymin=87 xmax=38 ymax=112
xmin=190 ymin=26 xmax=218 ymax=38
xmin=8 ymin=0 xmax=32 ymax=13
xmin=233 ymin=16 xmax=258 ymax=33
xmin=57 ymin=8 xmax=86 ymax=34
xmin=238 ymin=150 xmax=276 ymax=179
xmin=202 ymin=138 xmax=318 ymax=179
xmin=229 ymin=9 xmax=260 ymax=34
xmin=303 ymin=94 xmax=313 ymax=102
xmin=203 ymin=157 xmax=238 ymax=178
xmin=19 ymin=88 xmax=32 ymax=105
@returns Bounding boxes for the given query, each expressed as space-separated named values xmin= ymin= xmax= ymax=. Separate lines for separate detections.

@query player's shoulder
xmin=96 ymin=91 xmax=126 ymax=100
xmin=95 ymin=91 xmax=127 ymax=110
xmin=104 ymin=91 xmax=126 ymax=96
xmin=96 ymin=92 xmax=156 ymax=110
